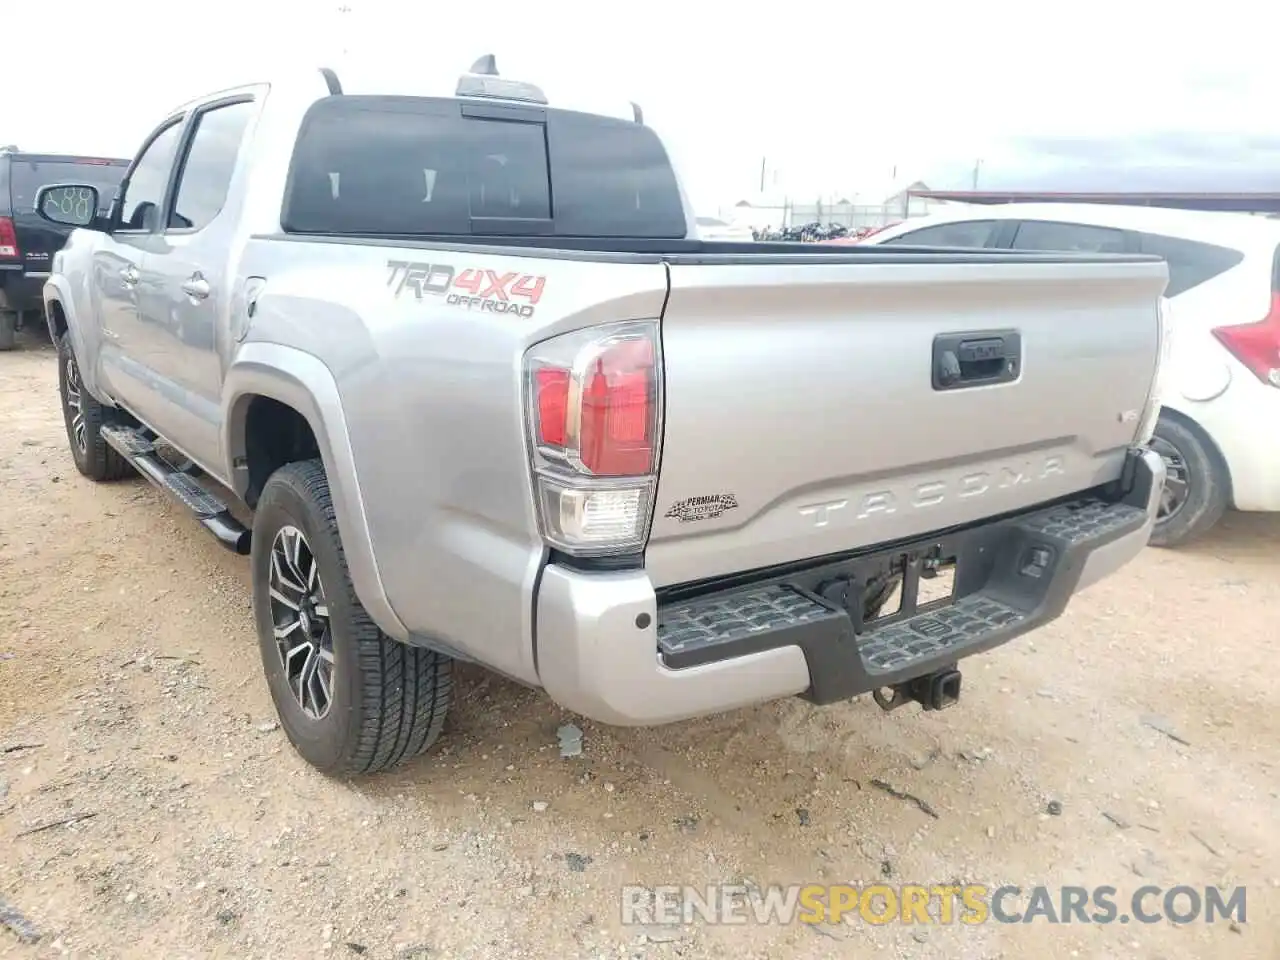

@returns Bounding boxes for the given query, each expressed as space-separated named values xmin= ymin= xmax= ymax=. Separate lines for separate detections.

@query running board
xmin=100 ymin=424 xmax=251 ymax=555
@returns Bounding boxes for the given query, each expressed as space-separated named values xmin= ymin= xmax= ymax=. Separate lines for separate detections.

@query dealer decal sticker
xmin=665 ymin=494 xmax=740 ymax=523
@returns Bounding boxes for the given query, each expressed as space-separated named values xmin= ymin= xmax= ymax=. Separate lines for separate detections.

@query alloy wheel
xmin=268 ymin=525 xmax=335 ymax=720
xmin=1149 ymin=435 xmax=1190 ymax=521
xmin=64 ymin=355 xmax=87 ymax=456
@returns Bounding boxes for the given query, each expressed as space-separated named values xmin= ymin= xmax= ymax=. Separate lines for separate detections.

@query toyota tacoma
xmin=37 ymin=59 xmax=1170 ymax=775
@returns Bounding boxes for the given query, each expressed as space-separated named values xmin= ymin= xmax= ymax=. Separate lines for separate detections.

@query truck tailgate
xmin=646 ymin=254 xmax=1168 ymax=588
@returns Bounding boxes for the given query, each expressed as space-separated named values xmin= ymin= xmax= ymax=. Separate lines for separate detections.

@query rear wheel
xmin=1148 ymin=414 xmax=1229 ymax=548
xmin=0 ymin=311 xmax=15 ymax=351
xmin=56 ymin=333 xmax=133 ymax=480
xmin=251 ymin=459 xmax=453 ymax=775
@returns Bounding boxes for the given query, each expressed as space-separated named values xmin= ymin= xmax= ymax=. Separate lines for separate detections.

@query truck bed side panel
xmin=646 ymin=258 xmax=1167 ymax=588
xmin=237 ymin=237 xmax=669 ymax=683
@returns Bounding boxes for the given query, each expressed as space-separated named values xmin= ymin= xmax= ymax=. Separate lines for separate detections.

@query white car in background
xmin=864 ymin=203 xmax=1280 ymax=547
xmin=695 ymin=215 xmax=755 ymax=242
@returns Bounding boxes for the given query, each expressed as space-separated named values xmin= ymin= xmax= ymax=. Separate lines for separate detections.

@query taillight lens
xmin=534 ymin=368 xmax=570 ymax=447
xmin=0 ymin=217 xmax=18 ymax=259
xmin=525 ymin=321 xmax=662 ymax=556
xmin=1212 ymin=293 xmax=1280 ymax=388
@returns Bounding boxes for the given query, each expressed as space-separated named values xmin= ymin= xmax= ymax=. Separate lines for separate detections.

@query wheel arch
xmin=222 ymin=343 xmax=410 ymax=642
xmin=45 ymin=295 xmax=69 ymax=340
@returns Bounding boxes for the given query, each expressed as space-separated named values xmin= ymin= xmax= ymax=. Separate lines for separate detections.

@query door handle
xmin=932 ymin=329 xmax=1022 ymax=390
xmin=120 ymin=265 xmax=139 ymax=286
xmin=181 ymin=274 xmax=211 ymax=300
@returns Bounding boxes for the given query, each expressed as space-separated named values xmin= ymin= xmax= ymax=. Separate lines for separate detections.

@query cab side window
xmin=117 ymin=121 xmax=184 ymax=233
xmin=168 ymin=101 xmax=255 ymax=232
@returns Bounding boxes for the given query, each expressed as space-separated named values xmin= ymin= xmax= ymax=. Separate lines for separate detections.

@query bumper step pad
xmin=655 ymin=496 xmax=1149 ymax=702
xmin=658 ymin=584 xmax=846 ymax=669
xmin=857 ymin=594 xmax=1023 ymax=672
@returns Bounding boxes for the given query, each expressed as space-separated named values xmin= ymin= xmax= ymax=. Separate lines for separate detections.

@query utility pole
xmin=972 ymin=158 xmax=983 ymax=190
xmin=336 ymin=3 xmax=352 ymax=58
xmin=760 ymin=157 xmax=766 ymax=193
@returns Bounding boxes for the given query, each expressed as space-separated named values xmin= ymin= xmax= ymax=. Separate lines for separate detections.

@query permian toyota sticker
xmin=664 ymin=494 xmax=740 ymax=523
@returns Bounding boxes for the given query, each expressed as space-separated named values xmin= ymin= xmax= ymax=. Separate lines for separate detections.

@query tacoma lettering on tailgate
xmin=798 ymin=456 xmax=1067 ymax=525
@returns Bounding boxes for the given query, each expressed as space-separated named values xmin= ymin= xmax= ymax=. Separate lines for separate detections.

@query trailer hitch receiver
xmin=873 ymin=668 xmax=962 ymax=712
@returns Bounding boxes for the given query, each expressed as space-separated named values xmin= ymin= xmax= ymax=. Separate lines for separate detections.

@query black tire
xmin=1148 ymin=413 xmax=1229 ymax=548
xmin=0 ymin=311 xmax=15 ymax=351
xmin=251 ymin=459 xmax=453 ymax=775
xmin=56 ymin=333 xmax=133 ymax=481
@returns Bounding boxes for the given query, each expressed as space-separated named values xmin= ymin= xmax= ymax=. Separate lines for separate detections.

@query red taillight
xmin=535 ymin=368 xmax=570 ymax=447
xmin=533 ymin=335 xmax=656 ymax=477
xmin=0 ymin=217 xmax=18 ymax=259
xmin=1212 ymin=292 xmax=1280 ymax=387
xmin=580 ymin=338 xmax=654 ymax=475
xmin=525 ymin=321 xmax=662 ymax=556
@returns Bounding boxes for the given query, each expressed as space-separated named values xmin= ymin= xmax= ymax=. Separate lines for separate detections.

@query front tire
xmin=1148 ymin=414 xmax=1229 ymax=548
xmin=251 ymin=459 xmax=453 ymax=775
xmin=56 ymin=333 xmax=133 ymax=481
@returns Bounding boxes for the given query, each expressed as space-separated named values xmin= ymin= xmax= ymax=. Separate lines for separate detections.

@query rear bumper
xmin=535 ymin=447 xmax=1164 ymax=726
xmin=0 ymin=272 xmax=47 ymax=312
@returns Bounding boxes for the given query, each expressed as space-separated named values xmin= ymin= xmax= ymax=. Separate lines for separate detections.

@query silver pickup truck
xmin=38 ymin=59 xmax=1170 ymax=775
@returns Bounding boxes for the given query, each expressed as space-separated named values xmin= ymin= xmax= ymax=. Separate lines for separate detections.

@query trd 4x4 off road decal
xmin=386 ymin=260 xmax=546 ymax=318
xmin=664 ymin=494 xmax=740 ymax=523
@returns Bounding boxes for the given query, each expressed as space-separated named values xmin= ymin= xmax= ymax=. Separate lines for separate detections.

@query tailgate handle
xmin=933 ymin=329 xmax=1021 ymax=390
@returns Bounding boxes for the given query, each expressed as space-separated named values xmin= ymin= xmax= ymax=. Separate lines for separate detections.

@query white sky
xmin=5 ymin=0 xmax=1277 ymax=212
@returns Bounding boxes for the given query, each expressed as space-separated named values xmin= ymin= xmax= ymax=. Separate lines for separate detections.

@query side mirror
xmin=35 ymin=183 xmax=102 ymax=228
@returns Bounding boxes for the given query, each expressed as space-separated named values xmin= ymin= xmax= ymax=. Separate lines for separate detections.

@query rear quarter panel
xmin=234 ymin=237 xmax=669 ymax=683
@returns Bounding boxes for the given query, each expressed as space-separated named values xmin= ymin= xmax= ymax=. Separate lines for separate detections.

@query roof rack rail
xmin=319 ymin=67 xmax=343 ymax=95
xmin=630 ymin=102 xmax=644 ymax=125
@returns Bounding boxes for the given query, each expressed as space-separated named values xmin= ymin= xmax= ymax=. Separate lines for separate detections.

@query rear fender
xmin=222 ymin=342 xmax=410 ymax=642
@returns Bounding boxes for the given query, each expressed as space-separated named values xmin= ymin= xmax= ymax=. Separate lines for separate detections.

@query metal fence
xmin=728 ymin=194 xmax=943 ymax=231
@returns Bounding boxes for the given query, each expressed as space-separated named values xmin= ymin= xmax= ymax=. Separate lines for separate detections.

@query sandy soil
xmin=2 ymin=332 xmax=1278 ymax=959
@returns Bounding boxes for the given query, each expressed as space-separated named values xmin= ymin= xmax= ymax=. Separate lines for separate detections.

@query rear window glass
xmin=882 ymin=220 xmax=998 ymax=247
xmin=281 ymin=96 xmax=688 ymax=239
xmin=1136 ymin=232 xmax=1245 ymax=297
xmin=8 ymin=158 xmax=125 ymax=215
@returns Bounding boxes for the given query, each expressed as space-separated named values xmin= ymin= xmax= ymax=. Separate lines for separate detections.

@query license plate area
xmin=655 ymin=516 xmax=1012 ymax=638
xmin=860 ymin=549 xmax=959 ymax=631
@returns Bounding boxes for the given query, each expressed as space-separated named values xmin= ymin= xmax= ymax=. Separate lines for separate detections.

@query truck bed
xmin=257 ymin=231 xmax=1159 ymax=264
xmin=251 ymin=231 xmax=1166 ymax=593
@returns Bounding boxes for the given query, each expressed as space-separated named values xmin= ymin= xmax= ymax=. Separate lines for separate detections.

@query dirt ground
xmin=2 ymin=332 xmax=1278 ymax=960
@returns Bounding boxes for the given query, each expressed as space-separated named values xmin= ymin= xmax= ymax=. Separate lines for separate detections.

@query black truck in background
xmin=0 ymin=147 xmax=128 ymax=350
